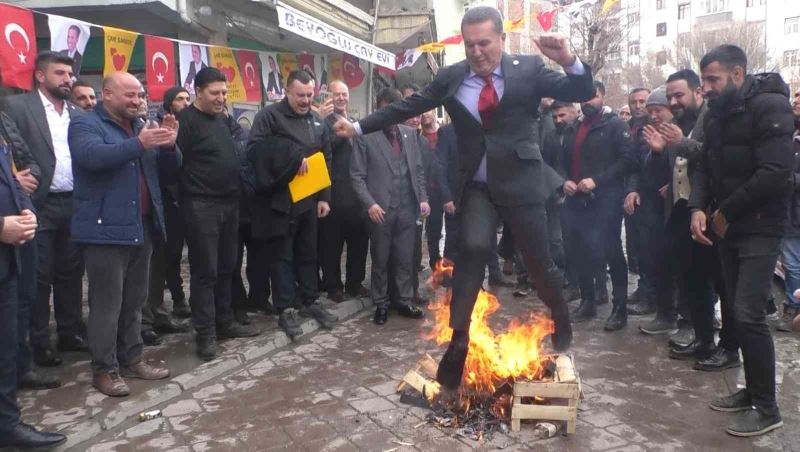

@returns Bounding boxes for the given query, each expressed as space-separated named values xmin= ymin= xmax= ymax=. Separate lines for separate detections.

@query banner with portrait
xmin=49 ymin=16 xmax=91 ymax=76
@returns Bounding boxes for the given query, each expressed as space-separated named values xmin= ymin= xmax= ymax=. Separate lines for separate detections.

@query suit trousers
xmin=717 ymin=234 xmax=781 ymax=412
xmin=32 ymin=192 xmax=84 ymax=348
xmin=269 ymin=208 xmax=320 ymax=312
xmin=443 ymin=211 xmax=459 ymax=262
xmin=233 ymin=223 xmax=271 ymax=310
xmin=16 ymin=241 xmax=34 ymax=377
xmin=84 ymin=225 xmax=152 ymax=374
xmin=182 ymin=198 xmax=238 ymax=336
xmin=0 ymin=274 xmax=19 ymax=435
xmin=370 ymin=202 xmax=417 ymax=309
xmin=163 ymin=189 xmax=186 ymax=303
xmin=319 ymin=205 xmax=369 ymax=294
xmin=546 ymin=201 xmax=565 ymax=270
xmin=426 ymin=191 xmax=445 ymax=268
xmin=143 ymin=236 xmax=172 ymax=330
xmin=560 ymin=208 xmax=580 ymax=288
xmin=450 ymin=183 xmax=568 ymax=330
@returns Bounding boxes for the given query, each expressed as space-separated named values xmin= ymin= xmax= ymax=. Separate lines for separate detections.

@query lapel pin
xmin=403 ymin=134 xmax=407 ymax=138
xmin=513 ymin=60 xmax=519 ymax=65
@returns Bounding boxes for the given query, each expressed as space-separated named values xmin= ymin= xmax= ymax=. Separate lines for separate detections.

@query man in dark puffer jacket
xmin=689 ymin=45 xmax=795 ymax=438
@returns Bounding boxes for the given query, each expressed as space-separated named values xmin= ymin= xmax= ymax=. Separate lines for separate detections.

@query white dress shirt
xmin=38 ymin=89 xmax=73 ymax=192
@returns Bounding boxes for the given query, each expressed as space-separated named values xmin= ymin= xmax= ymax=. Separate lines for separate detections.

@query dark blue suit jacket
xmin=0 ymin=145 xmax=34 ymax=280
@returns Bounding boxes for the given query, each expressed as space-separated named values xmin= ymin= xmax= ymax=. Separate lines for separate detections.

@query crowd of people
xmin=0 ymin=5 xmax=799 ymax=448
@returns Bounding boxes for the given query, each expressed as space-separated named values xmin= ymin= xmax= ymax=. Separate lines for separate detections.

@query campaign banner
xmin=208 ymin=46 xmax=246 ymax=103
xmin=48 ymin=16 xmax=91 ymax=76
xmin=102 ymin=26 xmax=137 ymax=76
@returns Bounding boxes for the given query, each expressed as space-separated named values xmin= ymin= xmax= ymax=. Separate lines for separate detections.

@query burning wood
xmin=398 ymin=261 xmax=581 ymax=440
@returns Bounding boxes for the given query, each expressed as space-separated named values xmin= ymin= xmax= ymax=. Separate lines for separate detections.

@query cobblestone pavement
xmin=18 ymin=267 xmax=800 ymax=452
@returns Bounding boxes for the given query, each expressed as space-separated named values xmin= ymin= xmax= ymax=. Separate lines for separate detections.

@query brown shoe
xmin=92 ymin=372 xmax=130 ymax=397
xmin=120 ymin=361 xmax=170 ymax=380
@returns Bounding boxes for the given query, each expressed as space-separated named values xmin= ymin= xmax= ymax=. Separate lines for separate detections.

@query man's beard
xmin=706 ymin=77 xmax=737 ymax=111
xmin=47 ymin=83 xmax=71 ymax=100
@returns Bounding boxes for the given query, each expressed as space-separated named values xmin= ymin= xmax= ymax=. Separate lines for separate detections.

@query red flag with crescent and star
xmin=341 ymin=54 xmax=364 ymax=89
xmin=0 ymin=4 xmax=37 ymax=90
xmin=144 ymin=35 xmax=175 ymax=102
xmin=236 ymin=50 xmax=261 ymax=103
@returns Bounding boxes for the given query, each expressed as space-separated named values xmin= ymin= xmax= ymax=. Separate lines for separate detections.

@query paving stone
xmin=173 ymin=356 xmax=243 ymax=391
xmin=349 ymin=396 xmax=396 ymax=413
xmin=284 ymin=418 xmax=338 ymax=442
xmin=162 ymin=399 xmax=203 ymax=417
xmin=238 ymin=426 xmax=293 ymax=451
xmin=125 ymin=417 xmax=167 ymax=439
xmin=102 ymin=383 xmax=182 ymax=430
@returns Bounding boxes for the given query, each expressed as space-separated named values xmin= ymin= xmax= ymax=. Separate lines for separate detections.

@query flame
xmin=425 ymin=260 xmax=555 ymax=396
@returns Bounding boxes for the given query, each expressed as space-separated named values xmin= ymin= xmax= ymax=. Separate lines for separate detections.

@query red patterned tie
xmin=478 ymin=74 xmax=499 ymax=128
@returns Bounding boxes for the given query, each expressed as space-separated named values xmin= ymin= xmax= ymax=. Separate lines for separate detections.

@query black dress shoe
xmin=374 ymin=307 xmax=388 ymax=325
xmin=436 ymin=330 xmax=469 ymax=390
xmin=57 ymin=334 xmax=89 ymax=353
xmin=571 ymin=300 xmax=597 ymax=322
xmin=19 ymin=370 xmax=62 ymax=390
xmin=233 ymin=308 xmax=251 ymax=325
xmin=551 ymin=311 xmax=573 ymax=352
xmin=396 ymin=304 xmax=424 ymax=319
xmin=154 ymin=318 xmax=191 ymax=334
xmin=669 ymin=340 xmax=715 ymax=361
xmin=603 ymin=306 xmax=627 ymax=331
xmin=141 ymin=329 xmax=164 ymax=346
xmin=172 ymin=298 xmax=191 ymax=318
xmin=0 ymin=422 xmax=67 ymax=449
xmin=694 ymin=346 xmax=741 ymax=372
xmin=33 ymin=346 xmax=62 ymax=367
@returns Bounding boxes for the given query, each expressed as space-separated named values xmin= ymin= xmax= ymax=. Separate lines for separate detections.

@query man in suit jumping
xmin=333 ymin=6 xmax=594 ymax=389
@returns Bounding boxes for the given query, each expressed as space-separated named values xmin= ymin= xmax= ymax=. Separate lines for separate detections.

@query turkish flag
xmin=237 ymin=50 xmax=261 ymax=102
xmin=0 ymin=4 xmax=37 ymax=90
xmin=341 ymin=54 xmax=364 ymax=89
xmin=144 ymin=35 xmax=175 ymax=102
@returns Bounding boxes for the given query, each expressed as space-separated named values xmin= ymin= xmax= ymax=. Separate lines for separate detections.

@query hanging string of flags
xmin=413 ymin=0 xmax=620 ymax=54
xmin=0 ymin=3 xmax=368 ymax=103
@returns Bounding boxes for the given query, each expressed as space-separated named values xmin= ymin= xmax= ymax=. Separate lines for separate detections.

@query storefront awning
xmin=276 ymin=1 xmax=395 ymax=70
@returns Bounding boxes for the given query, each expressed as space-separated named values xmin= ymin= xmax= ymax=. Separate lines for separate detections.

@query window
xmin=786 ymin=17 xmax=800 ymax=34
xmin=628 ymin=40 xmax=640 ymax=56
xmin=656 ymin=22 xmax=667 ymax=36
xmin=746 ymin=0 xmax=754 ymax=6
xmin=608 ymin=45 xmax=621 ymax=60
xmin=656 ymin=51 xmax=668 ymax=66
xmin=627 ymin=12 xmax=640 ymax=27
xmin=701 ymin=0 xmax=730 ymax=14
xmin=678 ymin=3 xmax=689 ymax=19
xmin=656 ymin=0 xmax=664 ymax=9
xmin=784 ymin=49 xmax=800 ymax=67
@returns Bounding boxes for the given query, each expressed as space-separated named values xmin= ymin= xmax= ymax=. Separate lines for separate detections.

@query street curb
xmin=58 ymin=295 xmax=375 ymax=451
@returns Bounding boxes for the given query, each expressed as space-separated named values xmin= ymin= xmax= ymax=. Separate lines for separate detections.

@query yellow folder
xmin=288 ymin=151 xmax=331 ymax=203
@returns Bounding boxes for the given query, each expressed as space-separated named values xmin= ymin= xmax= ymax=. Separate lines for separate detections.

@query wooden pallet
xmin=510 ymin=355 xmax=581 ymax=434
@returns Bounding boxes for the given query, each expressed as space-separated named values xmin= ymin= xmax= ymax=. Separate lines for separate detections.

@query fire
xmin=425 ymin=260 xmax=555 ymax=395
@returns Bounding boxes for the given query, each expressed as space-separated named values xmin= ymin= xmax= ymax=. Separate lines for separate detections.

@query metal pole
xmin=366 ymin=0 xmax=381 ymax=115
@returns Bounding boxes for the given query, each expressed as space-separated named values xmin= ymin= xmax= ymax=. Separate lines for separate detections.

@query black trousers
xmin=624 ymin=214 xmax=639 ymax=269
xmin=268 ymin=208 xmax=319 ymax=312
xmin=319 ymin=204 xmax=369 ymax=294
xmin=718 ymin=234 xmax=781 ymax=412
xmin=450 ymin=183 xmax=567 ymax=330
xmin=182 ymin=198 xmax=238 ymax=336
xmin=640 ymin=195 xmax=674 ymax=320
xmin=426 ymin=191 xmax=444 ymax=268
xmin=0 ymin=273 xmax=19 ymax=435
xmin=163 ymin=189 xmax=186 ymax=304
xmin=563 ymin=191 xmax=628 ymax=305
xmin=233 ymin=223 xmax=271 ymax=310
xmin=443 ymin=211 xmax=459 ymax=262
xmin=16 ymin=241 xmax=34 ymax=377
xmin=32 ymin=192 xmax=83 ymax=348
xmin=143 ymin=236 xmax=171 ymax=330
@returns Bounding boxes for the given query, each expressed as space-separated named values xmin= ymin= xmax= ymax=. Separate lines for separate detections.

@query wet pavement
xmin=15 ymin=267 xmax=800 ymax=451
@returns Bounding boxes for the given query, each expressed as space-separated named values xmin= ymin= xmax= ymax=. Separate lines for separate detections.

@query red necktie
xmin=388 ymin=127 xmax=401 ymax=156
xmin=478 ymin=74 xmax=499 ymax=128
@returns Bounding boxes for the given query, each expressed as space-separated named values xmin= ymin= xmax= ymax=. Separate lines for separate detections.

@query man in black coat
xmin=561 ymin=81 xmax=637 ymax=331
xmin=319 ymin=80 xmax=369 ymax=302
xmin=333 ymin=6 xmax=594 ymax=389
xmin=247 ymin=70 xmax=337 ymax=341
xmin=0 ymin=138 xmax=66 ymax=449
xmin=689 ymin=45 xmax=794 ymax=437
